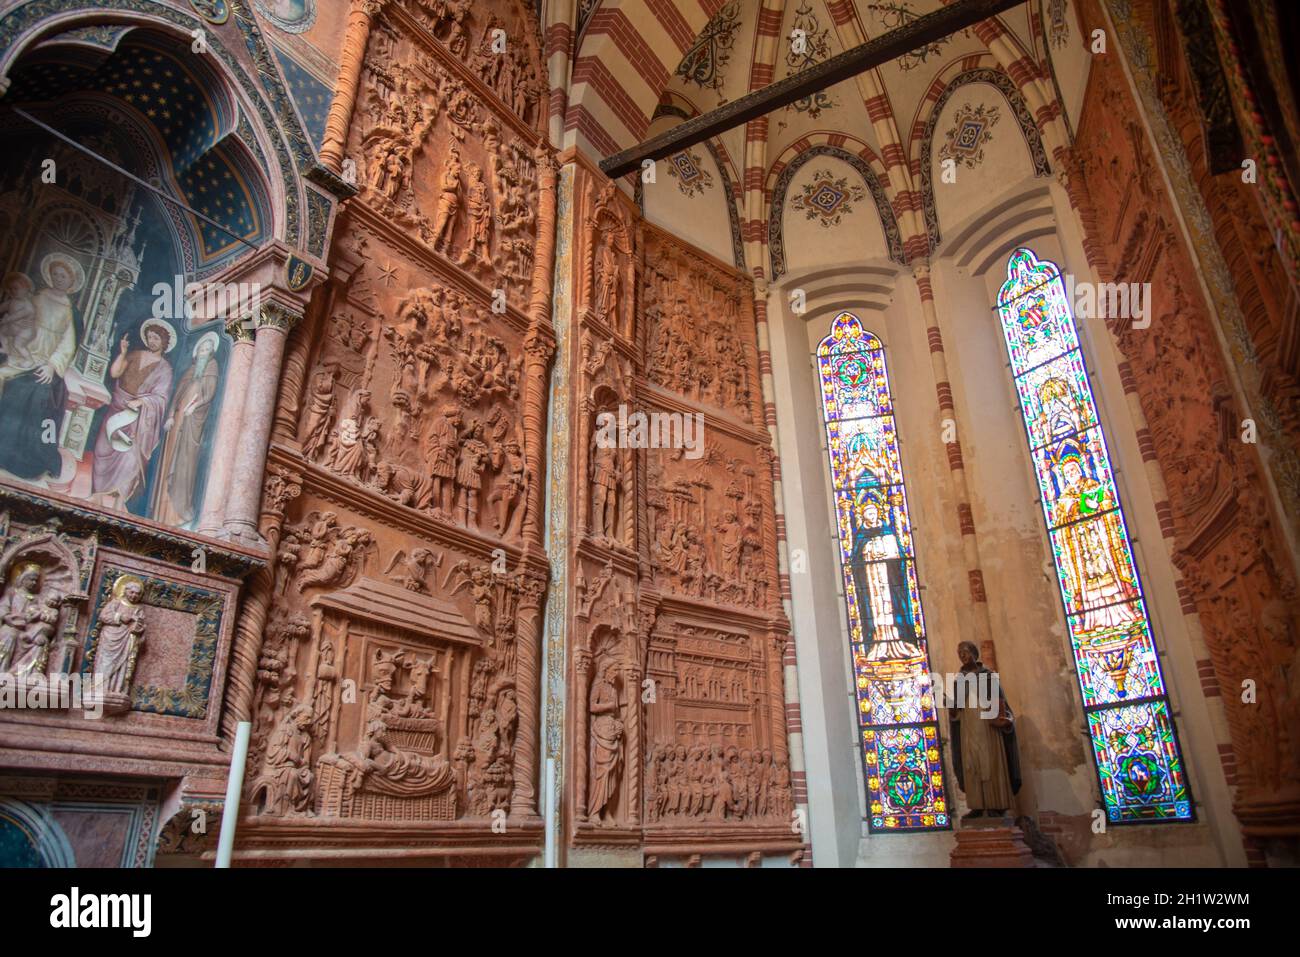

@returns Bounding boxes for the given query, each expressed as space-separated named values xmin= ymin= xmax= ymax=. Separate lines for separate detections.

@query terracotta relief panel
xmin=239 ymin=0 xmax=553 ymax=858
xmin=642 ymin=231 xmax=759 ymax=426
xmin=352 ymin=0 xmax=544 ymax=309
xmin=563 ymin=169 xmax=795 ymax=858
xmin=0 ymin=492 xmax=248 ymax=741
xmin=1071 ymin=0 xmax=1300 ymax=842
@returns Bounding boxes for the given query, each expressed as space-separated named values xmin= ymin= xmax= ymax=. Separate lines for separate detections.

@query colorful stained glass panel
xmin=818 ymin=347 xmax=892 ymax=420
xmin=1067 ymin=610 xmax=1165 ymax=707
xmin=1031 ymin=427 xmax=1121 ymax=531
xmin=862 ymin=725 xmax=948 ymax=830
xmin=997 ymin=248 xmax=1192 ymax=824
xmin=826 ymin=416 xmax=905 ymax=489
xmin=819 ymin=312 xmax=948 ymax=833
xmin=1087 ymin=701 xmax=1193 ymax=821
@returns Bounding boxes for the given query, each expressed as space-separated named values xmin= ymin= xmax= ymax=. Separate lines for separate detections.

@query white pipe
xmin=543 ymin=756 xmax=557 ymax=868
xmin=215 ymin=720 xmax=252 ymax=868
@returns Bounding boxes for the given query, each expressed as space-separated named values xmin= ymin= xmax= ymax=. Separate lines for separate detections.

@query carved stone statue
xmin=301 ymin=367 xmax=336 ymax=460
xmin=0 ymin=562 xmax=60 ymax=676
xmin=253 ymin=703 xmax=315 ymax=816
xmin=590 ymin=432 xmax=620 ymax=540
xmin=588 ymin=660 xmax=624 ymax=825
xmin=90 ymin=575 xmax=146 ymax=712
xmin=948 ymin=641 xmax=1021 ymax=820
xmin=431 ymin=145 xmax=462 ymax=256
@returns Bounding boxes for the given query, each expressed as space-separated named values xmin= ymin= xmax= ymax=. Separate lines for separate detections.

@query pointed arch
xmin=769 ymin=142 xmax=905 ymax=280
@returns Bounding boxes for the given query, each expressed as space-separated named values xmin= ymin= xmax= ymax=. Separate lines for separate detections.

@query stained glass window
xmin=996 ymin=248 xmax=1193 ymax=823
xmin=817 ymin=313 xmax=949 ymax=832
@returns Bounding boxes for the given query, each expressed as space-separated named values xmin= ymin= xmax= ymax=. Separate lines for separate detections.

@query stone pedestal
xmin=950 ymin=818 xmax=1035 ymax=868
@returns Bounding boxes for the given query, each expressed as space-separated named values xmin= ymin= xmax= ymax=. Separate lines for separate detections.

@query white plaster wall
xmin=642 ymin=139 xmax=738 ymax=267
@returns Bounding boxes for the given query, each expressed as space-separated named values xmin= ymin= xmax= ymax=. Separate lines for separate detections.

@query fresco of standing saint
xmin=90 ymin=318 xmax=176 ymax=511
xmin=0 ymin=254 xmax=84 ymax=482
xmin=154 ymin=331 xmax=221 ymax=527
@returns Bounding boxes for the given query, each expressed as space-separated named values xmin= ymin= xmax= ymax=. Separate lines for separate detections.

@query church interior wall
xmin=0 ymin=0 xmax=1294 ymax=871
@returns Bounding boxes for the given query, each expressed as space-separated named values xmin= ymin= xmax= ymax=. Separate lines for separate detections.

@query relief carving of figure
xmin=488 ymin=438 xmax=527 ymax=536
xmin=588 ymin=661 xmax=624 ymax=825
xmin=431 ymin=146 xmax=463 ymax=256
xmin=300 ymin=367 xmax=336 ymax=460
xmin=91 ymin=575 xmax=146 ymax=704
xmin=0 ymin=561 xmax=60 ymax=676
xmin=590 ymin=432 xmax=620 ymax=541
xmin=254 ymin=703 xmax=315 ymax=817
xmin=422 ymin=404 xmax=462 ymax=516
xmin=459 ymin=163 xmax=493 ymax=268
xmin=455 ymin=421 xmax=489 ymax=528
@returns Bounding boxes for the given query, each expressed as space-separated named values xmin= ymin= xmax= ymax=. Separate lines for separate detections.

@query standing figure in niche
xmin=948 ymin=641 xmax=1021 ymax=820
xmin=460 ymin=163 xmax=492 ymax=267
xmin=593 ymin=235 xmax=621 ymax=330
xmin=431 ymin=146 xmax=462 ymax=256
xmin=454 ymin=421 xmax=489 ymax=527
xmin=92 ymin=575 xmax=147 ymax=696
xmin=588 ymin=660 xmax=624 ymax=824
xmin=91 ymin=319 xmax=177 ymax=511
xmin=590 ymin=431 xmax=619 ymax=540
xmin=0 ymin=562 xmax=58 ymax=676
xmin=848 ymin=495 xmax=920 ymax=660
xmin=156 ymin=332 xmax=220 ymax=526
xmin=0 ymin=255 xmax=83 ymax=482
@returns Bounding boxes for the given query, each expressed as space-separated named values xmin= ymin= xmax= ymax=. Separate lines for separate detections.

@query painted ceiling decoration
xmin=674 ymin=0 xmax=742 ymax=99
xmin=769 ymin=142 xmax=906 ymax=278
xmin=938 ymin=101 xmax=1001 ymax=169
xmin=666 ymin=148 xmax=715 ymax=197
xmin=782 ymin=0 xmax=839 ymax=125
xmin=1047 ymin=0 xmax=1071 ymax=48
xmin=919 ymin=67 xmax=1053 ymax=252
xmin=864 ymin=1 xmax=967 ymax=71
xmin=791 ymin=168 xmax=868 ymax=227
xmin=650 ymin=102 xmax=746 ymax=270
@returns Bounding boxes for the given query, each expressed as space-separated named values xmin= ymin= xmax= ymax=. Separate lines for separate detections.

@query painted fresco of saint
xmin=154 ymin=331 xmax=221 ymax=526
xmin=90 ymin=318 xmax=176 ymax=511
xmin=0 ymin=254 xmax=84 ymax=482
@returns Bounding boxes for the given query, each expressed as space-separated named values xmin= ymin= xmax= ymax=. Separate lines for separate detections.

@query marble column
xmin=222 ymin=305 xmax=300 ymax=545
xmin=198 ymin=319 xmax=256 ymax=536
xmin=319 ymin=0 xmax=388 ymax=173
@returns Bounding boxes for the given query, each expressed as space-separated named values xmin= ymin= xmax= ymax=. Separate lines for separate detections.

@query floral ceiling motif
xmin=1048 ymin=0 xmax=1071 ymax=48
xmin=790 ymin=168 xmax=866 ymax=226
xmin=939 ymin=101 xmax=1001 ymax=169
xmin=865 ymin=1 xmax=966 ymax=70
xmin=675 ymin=0 xmax=742 ymax=99
xmin=783 ymin=1 xmax=838 ymax=123
xmin=666 ymin=149 xmax=715 ymax=197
